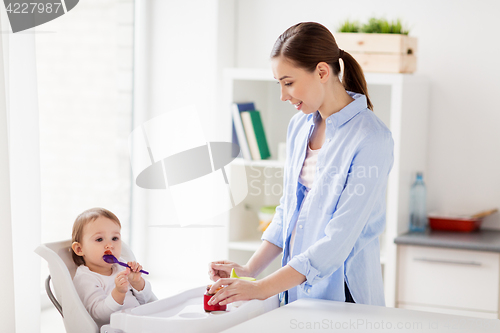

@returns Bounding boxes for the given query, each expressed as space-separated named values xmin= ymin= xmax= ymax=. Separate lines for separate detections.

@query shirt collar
xmin=307 ymin=91 xmax=367 ymax=127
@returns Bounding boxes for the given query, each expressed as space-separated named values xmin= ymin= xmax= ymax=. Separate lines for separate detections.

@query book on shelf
xmin=240 ymin=110 xmax=270 ymax=160
xmin=231 ymin=102 xmax=255 ymax=160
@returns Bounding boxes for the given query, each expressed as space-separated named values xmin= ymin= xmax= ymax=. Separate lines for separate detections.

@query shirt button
xmin=327 ymin=119 xmax=332 ymax=124
xmin=299 ymin=225 xmax=303 ymax=229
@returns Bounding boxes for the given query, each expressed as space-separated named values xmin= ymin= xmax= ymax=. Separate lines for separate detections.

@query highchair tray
xmin=105 ymin=286 xmax=279 ymax=333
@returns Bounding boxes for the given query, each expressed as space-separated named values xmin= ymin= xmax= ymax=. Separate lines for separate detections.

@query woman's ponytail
xmin=340 ymin=51 xmax=373 ymax=110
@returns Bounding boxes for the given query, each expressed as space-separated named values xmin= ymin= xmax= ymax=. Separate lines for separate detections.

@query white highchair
xmin=35 ymin=239 xmax=146 ymax=333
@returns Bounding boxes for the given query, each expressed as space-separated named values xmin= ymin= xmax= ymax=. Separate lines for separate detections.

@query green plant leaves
xmin=338 ymin=19 xmax=360 ymax=33
xmin=337 ymin=18 xmax=409 ymax=35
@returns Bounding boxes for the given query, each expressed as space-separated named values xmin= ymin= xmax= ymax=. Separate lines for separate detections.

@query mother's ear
xmin=316 ymin=62 xmax=331 ymax=83
xmin=72 ymin=242 xmax=83 ymax=256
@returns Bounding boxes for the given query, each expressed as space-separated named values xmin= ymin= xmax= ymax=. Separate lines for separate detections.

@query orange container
xmin=428 ymin=209 xmax=498 ymax=233
xmin=428 ymin=215 xmax=482 ymax=232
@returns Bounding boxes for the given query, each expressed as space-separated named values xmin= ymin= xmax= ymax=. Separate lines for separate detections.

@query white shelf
xmin=232 ymin=158 xmax=284 ymax=168
xmin=223 ymin=68 xmax=273 ymax=81
xmin=224 ymin=67 xmax=425 ymax=85
xmin=228 ymin=240 xmax=263 ymax=252
xmin=380 ymin=253 xmax=387 ymax=265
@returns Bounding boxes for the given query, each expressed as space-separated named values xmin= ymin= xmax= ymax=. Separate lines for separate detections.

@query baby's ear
xmin=72 ymin=242 xmax=83 ymax=256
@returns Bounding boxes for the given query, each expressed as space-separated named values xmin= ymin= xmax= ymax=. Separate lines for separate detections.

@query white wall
xmin=0 ymin=15 xmax=16 ymax=332
xmin=9 ymin=32 xmax=42 ymax=333
xmin=0 ymin=5 xmax=42 ymax=333
xmin=234 ymin=0 xmax=500 ymax=229
xmin=0 ymin=16 xmax=42 ymax=332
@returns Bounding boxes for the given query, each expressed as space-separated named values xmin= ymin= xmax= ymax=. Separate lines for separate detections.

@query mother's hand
xmin=207 ymin=278 xmax=267 ymax=306
xmin=208 ymin=260 xmax=251 ymax=281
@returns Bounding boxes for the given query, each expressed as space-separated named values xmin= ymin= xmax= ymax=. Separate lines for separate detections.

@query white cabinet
xmin=220 ymin=68 xmax=429 ymax=301
xmin=397 ymin=245 xmax=500 ymax=319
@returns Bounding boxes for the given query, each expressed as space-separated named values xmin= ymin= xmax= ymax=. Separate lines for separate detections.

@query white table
xmin=221 ymin=298 xmax=500 ymax=332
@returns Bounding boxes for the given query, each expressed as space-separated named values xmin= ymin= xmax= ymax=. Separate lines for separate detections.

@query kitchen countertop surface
xmin=222 ymin=298 xmax=500 ymax=333
xmin=394 ymin=229 xmax=500 ymax=252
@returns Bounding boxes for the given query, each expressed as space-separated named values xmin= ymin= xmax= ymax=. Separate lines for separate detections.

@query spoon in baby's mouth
xmin=102 ymin=252 xmax=149 ymax=275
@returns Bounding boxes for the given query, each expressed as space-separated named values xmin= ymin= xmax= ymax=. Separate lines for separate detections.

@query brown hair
xmin=71 ymin=207 xmax=121 ymax=266
xmin=271 ymin=22 xmax=373 ymax=110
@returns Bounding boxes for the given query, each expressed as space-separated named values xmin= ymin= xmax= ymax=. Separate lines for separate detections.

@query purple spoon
xmin=102 ymin=254 xmax=149 ymax=275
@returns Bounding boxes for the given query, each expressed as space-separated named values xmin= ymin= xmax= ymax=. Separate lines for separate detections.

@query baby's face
xmin=79 ymin=216 xmax=122 ymax=275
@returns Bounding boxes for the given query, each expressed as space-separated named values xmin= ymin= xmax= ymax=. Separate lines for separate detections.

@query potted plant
xmin=335 ymin=18 xmax=417 ymax=73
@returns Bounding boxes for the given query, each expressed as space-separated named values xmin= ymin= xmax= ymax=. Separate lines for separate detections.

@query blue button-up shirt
xmin=262 ymin=92 xmax=394 ymax=306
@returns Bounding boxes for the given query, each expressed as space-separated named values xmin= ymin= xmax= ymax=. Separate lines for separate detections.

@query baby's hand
xmin=127 ymin=261 xmax=143 ymax=282
xmin=115 ymin=269 xmax=130 ymax=294
xmin=127 ymin=261 xmax=146 ymax=291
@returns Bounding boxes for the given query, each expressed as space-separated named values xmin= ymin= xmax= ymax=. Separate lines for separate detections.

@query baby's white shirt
xmin=73 ymin=263 xmax=153 ymax=327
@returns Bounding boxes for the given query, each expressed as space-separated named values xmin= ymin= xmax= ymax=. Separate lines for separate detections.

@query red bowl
xmin=428 ymin=216 xmax=482 ymax=232
xmin=203 ymin=293 xmax=226 ymax=312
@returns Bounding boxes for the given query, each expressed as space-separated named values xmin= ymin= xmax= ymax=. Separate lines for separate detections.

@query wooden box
xmin=335 ymin=33 xmax=418 ymax=73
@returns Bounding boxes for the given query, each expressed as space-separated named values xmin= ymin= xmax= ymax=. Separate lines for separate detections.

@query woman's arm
xmin=246 ymin=240 xmax=283 ymax=277
xmin=209 ymin=240 xmax=282 ymax=280
xmin=208 ymin=264 xmax=305 ymax=306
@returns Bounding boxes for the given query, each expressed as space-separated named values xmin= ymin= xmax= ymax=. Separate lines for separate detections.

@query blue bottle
xmin=409 ymin=172 xmax=427 ymax=232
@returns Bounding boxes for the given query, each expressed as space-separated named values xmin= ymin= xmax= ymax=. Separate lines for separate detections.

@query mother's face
xmin=271 ymin=56 xmax=325 ymax=115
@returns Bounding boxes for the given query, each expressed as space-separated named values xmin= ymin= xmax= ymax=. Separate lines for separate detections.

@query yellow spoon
xmin=230 ymin=268 xmax=256 ymax=281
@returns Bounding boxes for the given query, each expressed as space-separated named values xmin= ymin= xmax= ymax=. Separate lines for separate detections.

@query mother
xmin=208 ymin=22 xmax=393 ymax=307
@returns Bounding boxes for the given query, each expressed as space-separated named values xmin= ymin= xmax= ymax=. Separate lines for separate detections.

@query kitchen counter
xmin=222 ymin=298 xmax=500 ymax=333
xmin=394 ymin=229 xmax=500 ymax=253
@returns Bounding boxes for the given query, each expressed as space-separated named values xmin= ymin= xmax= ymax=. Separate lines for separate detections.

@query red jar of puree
xmin=204 ymin=285 xmax=226 ymax=312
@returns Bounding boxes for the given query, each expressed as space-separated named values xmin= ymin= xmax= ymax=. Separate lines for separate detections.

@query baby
xmin=71 ymin=207 xmax=154 ymax=327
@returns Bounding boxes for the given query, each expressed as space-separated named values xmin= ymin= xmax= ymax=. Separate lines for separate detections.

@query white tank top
xmin=290 ymin=143 xmax=320 ymax=256
xmin=298 ymin=144 xmax=320 ymax=189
